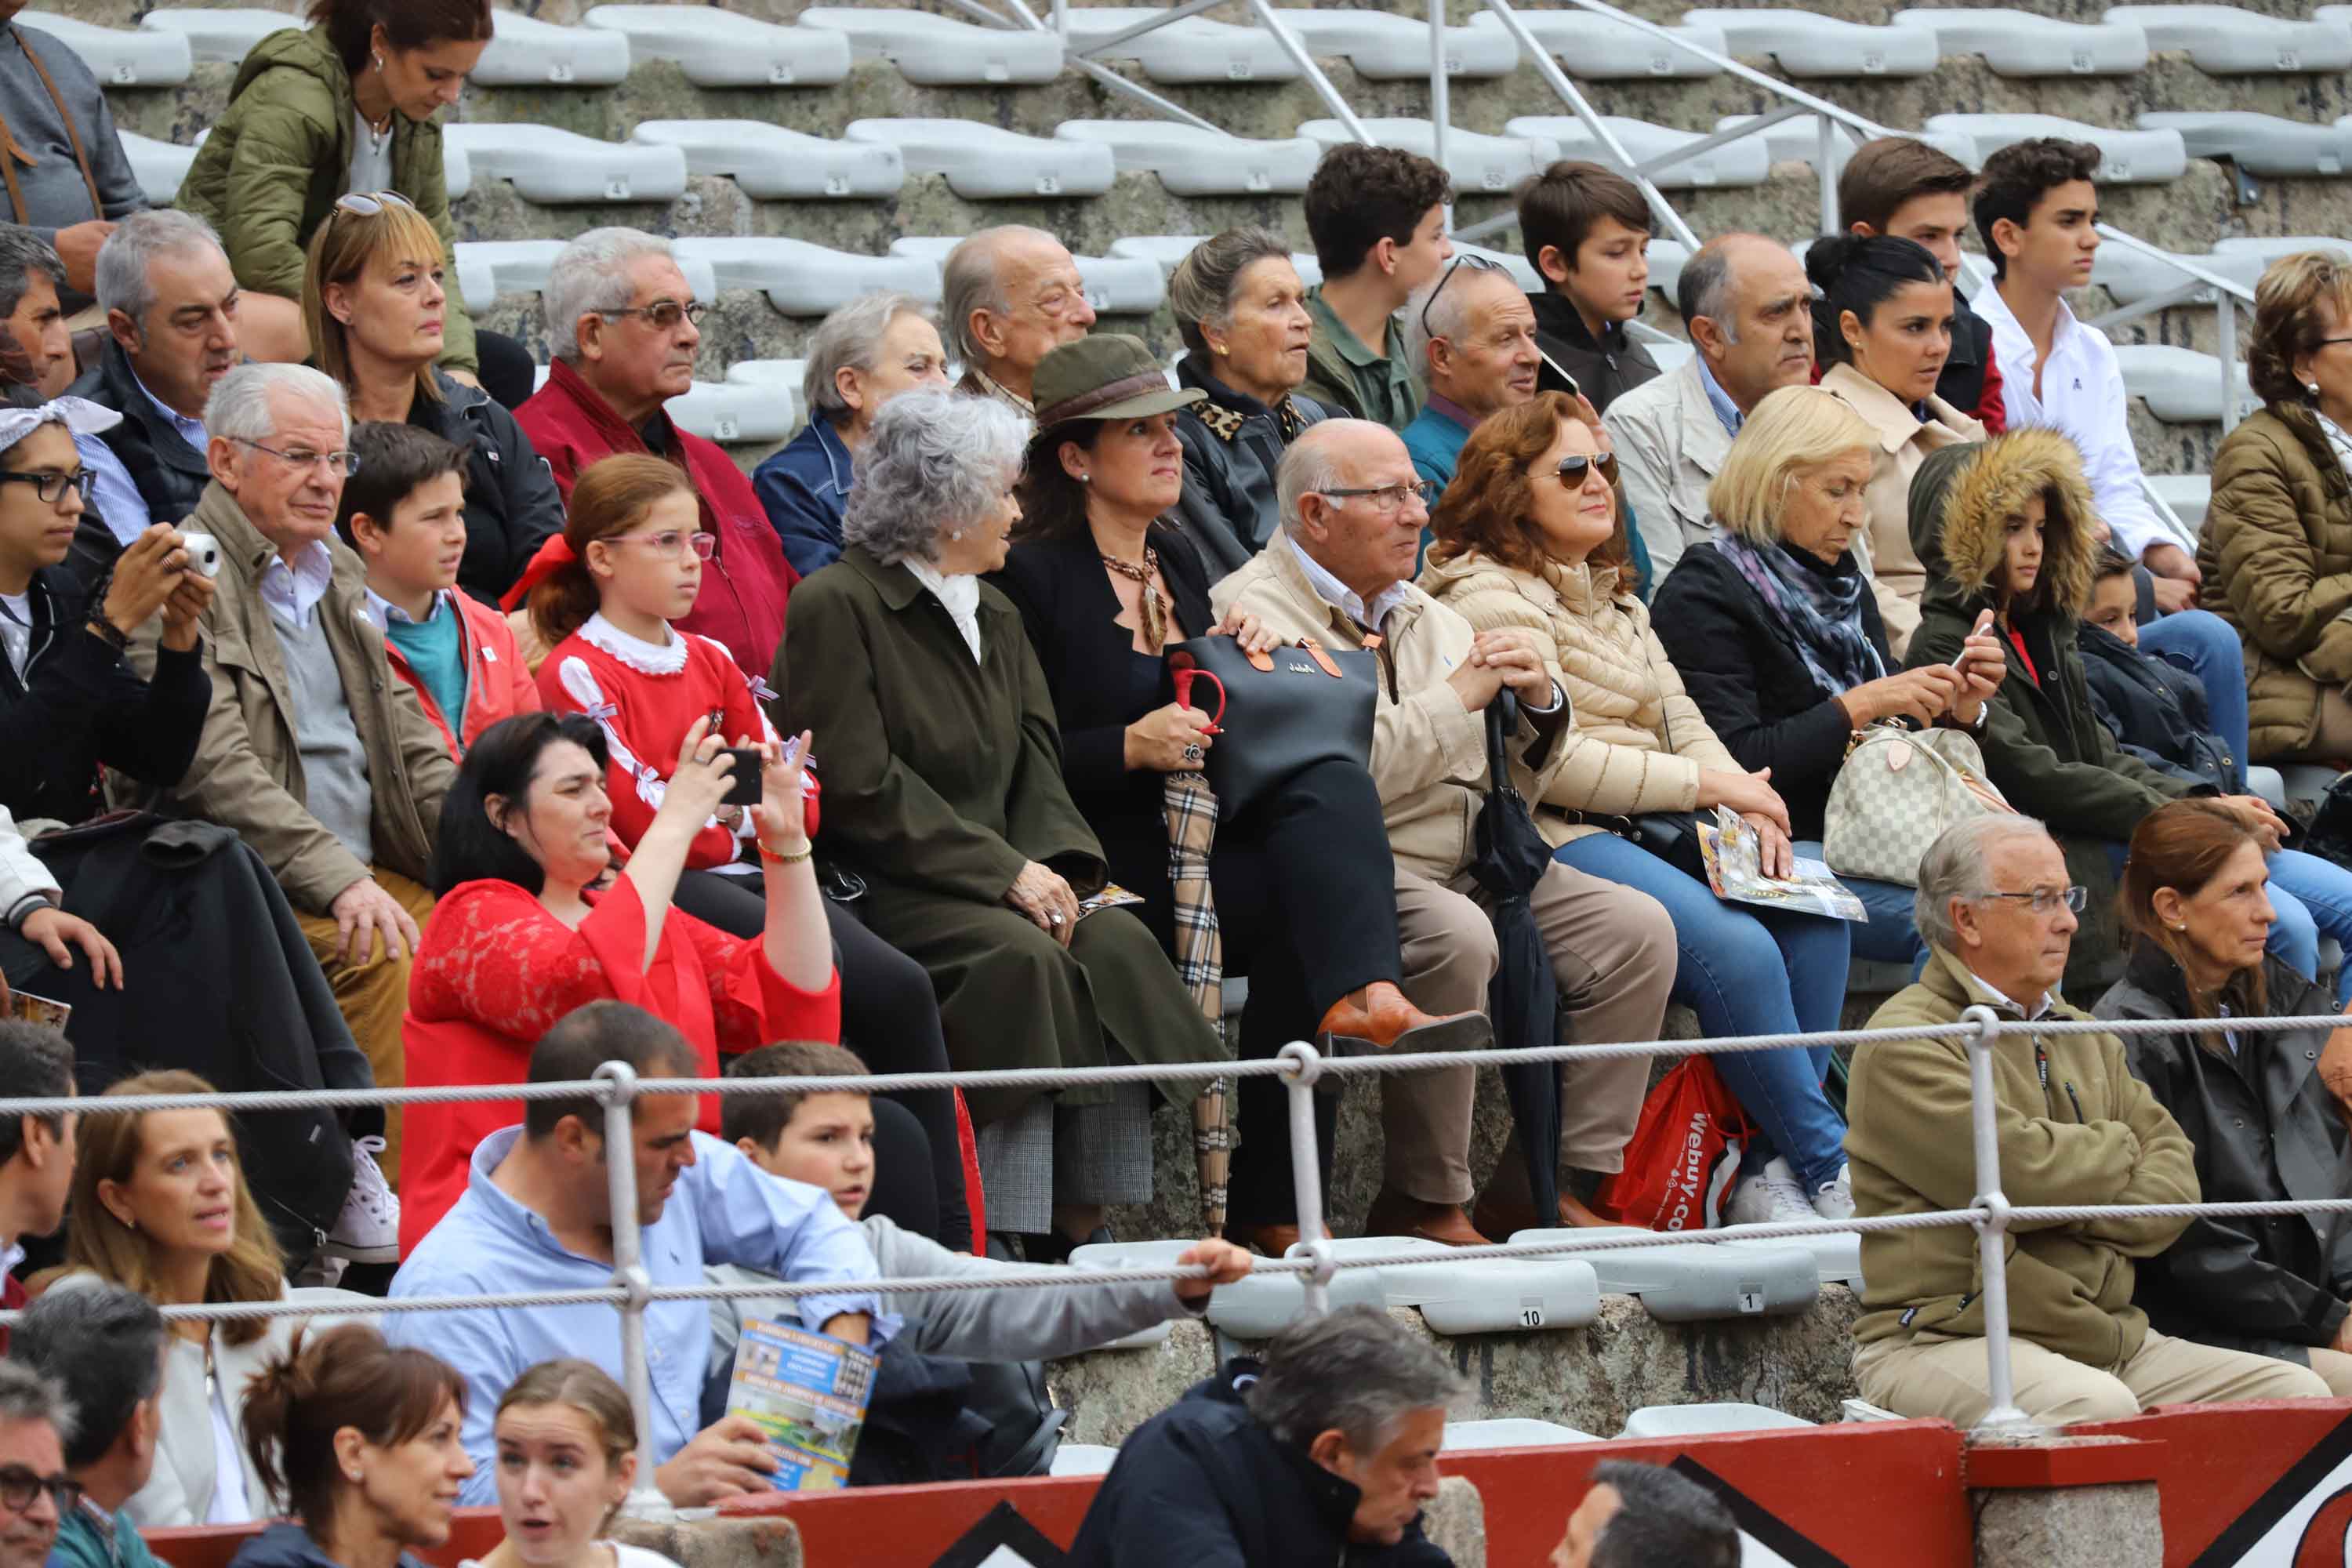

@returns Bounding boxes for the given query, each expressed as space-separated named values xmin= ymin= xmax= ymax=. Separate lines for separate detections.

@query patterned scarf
xmin=1711 ymin=534 xmax=1886 ymax=700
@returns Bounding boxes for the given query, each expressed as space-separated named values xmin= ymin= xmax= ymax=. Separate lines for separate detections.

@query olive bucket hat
xmin=1030 ymin=334 xmax=1205 ymax=427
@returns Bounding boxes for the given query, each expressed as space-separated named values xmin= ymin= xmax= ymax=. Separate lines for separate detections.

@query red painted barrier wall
xmin=2074 ymin=1399 xmax=2352 ymax=1567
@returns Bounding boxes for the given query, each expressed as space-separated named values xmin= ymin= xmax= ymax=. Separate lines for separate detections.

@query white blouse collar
xmin=905 ymin=557 xmax=984 ymax=665
xmin=579 ymin=612 xmax=688 ymax=676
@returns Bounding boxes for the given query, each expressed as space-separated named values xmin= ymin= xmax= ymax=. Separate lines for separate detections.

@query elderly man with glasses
xmin=153 ymin=361 xmax=452 ymax=1192
xmin=1210 ymin=419 xmax=1673 ymax=1246
xmin=513 ymin=227 xmax=797 ymax=683
xmin=0 ymin=1359 xmax=75 ymax=1568
xmin=1847 ymin=815 xmax=2334 ymax=1427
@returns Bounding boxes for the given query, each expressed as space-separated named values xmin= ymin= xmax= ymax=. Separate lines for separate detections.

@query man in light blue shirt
xmin=387 ymin=1001 xmax=893 ymax=1508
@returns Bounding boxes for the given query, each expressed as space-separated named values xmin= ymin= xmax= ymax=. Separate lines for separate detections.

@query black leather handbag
xmin=1165 ymin=632 xmax=1379 ymax=820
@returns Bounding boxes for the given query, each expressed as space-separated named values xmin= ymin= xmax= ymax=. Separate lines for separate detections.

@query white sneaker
xmin=323 ymin=1136 xmax=399 ymax=1264
xmin=1811 ymin=1163 xmax=1854 ymax=1221
xmin=1724 ymin=1157 xmax=1814 ymax=1226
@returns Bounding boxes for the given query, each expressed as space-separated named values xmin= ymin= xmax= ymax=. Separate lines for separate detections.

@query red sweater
xmin=515 ymin=359 xmax=800 ymax=684
xmin=399 ymin=875 xmax=841 ymax=1252
xmin=382 ymin=589 xmax=543 ymax=759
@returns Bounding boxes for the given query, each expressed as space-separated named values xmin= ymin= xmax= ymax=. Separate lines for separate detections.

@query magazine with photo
xmin=724 ymin=1319 xmax=879 ymax=1491
xmin=1696 ymin=807 xmax=1867 ymax=924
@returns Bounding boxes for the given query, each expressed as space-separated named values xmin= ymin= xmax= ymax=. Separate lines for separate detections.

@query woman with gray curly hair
xmin=782 ymin=388 xmax=1229 ymax=1257
xmin=1168 ymin=227 xmax=1328 ymax=574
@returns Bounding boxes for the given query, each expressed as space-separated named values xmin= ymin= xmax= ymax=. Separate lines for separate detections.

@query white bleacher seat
xmin=1890 ymin=9 xmax=2147 ymax=75
xmin=797 ymin=8 xmax=1063 ymax=85
xmin=1680 ymin=9 xmax=1937 ymax=77
xmin=2147 ymin=474 xmax=2210 ymax=532
xmin=2092 ymin=241 xmax=2249 ymax=306
xmin=2278 ymin=764 xmax=2344 ymax=811
xmin=631 ymin=122 xmax=902 ymax=201
xmin=1640 ymin=240 xmax=1690 ymax=305
xmin=1109 ymin=235 xmax=1323 ymax=289
xmin=2105 ymin=5 xmax=2352 ymax=74
xmin=1443 ymin=1419 xmax=1601 ymax=1449
xmin=1060 ymin=8 xmax=1299 ymax=83
xmin=1726 ymin=1225 xmax=1862 ymax=1289
xmin=1711 ymin=114 xmax=1977 ymax=176
xmin=670 ymin=237 xmax=940 ymax=317
xmin=471 ymin=9 xmax=631 ymax=87
xmin=1069 ymin=1238 xmax=1387 ymax=1338
xmin=844 ymin=119 xmax=1112 ymax=200
xmin=16 ymin=13 xmax=189 ymax=85
xmin=1298 ymin=118 xmax=1552 ymax=196
xmin=669 ymin=380 xmax=796 ymax=447
xmin=118 ymin=130 xmax=200 ymax=209
xmin=2112 ymin=343 xmax=2253 ymax=423
xmin=581 ymin=5 xmax=849 ymax=87
xmin=1049 ymin=1445 xmax=1122 ymax=1476
xmin=1054 ymin=121 xmax=1319 ymax=197
xmin=1645 ymin=339 xmax=1696 ymax=376
xmin=1504 ymin=115 xmax=1768 ymax=189
xmin=2140 ymin=112 xmax=2352 ymax=178
xmin=437 ymin=124 xmax=686 ymax=205
xmin=1505 ymin=1227 xmax=1819 ymax=1322
xmin=1269 ymin=9 xmax=1518 ymax=79
xmin=889 ymin=237 xmax=1163 ymax=314
xmin=454 ymin=238 xmax=721 ymax=310
xmin=1322 ymin=1236 xmax=1602 ymax=1334
xmin=1618 ymin=1403 xmax=1814 ymax=1439
xmin=135 ymin=8 xmax=292 ymax=67
xmin=1456 ymin=242 xmax=1541 ymax=294
xmin=2215 ymin=235 xmax=2352 ymax=280
xmin=723 ymin=358 xmax=808 ymax=392
xmin=1464 ymin=12 xmax=1724 ymax=78
xmin=1922 ymin=114 xmax=2187 ymax=184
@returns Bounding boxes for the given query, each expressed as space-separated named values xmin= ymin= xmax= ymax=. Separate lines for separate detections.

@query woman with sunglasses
xmin=1167 ymin=227 xmax=1330 ymax=575
xmin=1425 ymin=391 xmax=1862 ymax=1228
xmin=303 ymin=194 xmax=564 ymax=604
xmin=177 ymin=0 xmax=542 ymax=406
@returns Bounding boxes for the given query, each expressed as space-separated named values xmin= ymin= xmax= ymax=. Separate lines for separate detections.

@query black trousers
xmin=673 ymin=869 xmax=972 ymax=1249
xmin=1177 ymin=759 xmax=1402 ymax=1228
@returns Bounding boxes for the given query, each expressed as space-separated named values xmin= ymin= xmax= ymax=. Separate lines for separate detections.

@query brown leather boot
xmin=1317 ymin=982 xmax=1493 ymax=1056
xmin=1365 ymin=1189 xmax=1490 ymax=1247
xmin=1472 ymin=1189 xmax=1621 ymax=1240
xmin=1225 ymin=1221 xmax=1330 ymax=1257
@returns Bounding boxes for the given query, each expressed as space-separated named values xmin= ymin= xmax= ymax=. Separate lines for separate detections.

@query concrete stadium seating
xmin=1889 ymin=9 xmax=2151 ymax=76
xmin=2106 ymin=5 xmax=2352 ymax=73
xmin=2147 ymin=473 xmax=2212 ymax=530
xmin=439 ymin=123 xmax=688 ymax=205
xmin=1463 ymin=13 xmax=1728 ymax=79
xmin=668 ymin=379 xmax=798 ymax=446
xmin=1443 ymin=1419 xmax=1602 ymax=1448
xmin=17 ymin=12 xmax=187 ymax=85
xmin=475 ymin=9 xmax=632 ymax=89
xmin=1504 ymin=1228 xmax=1822 ymax=1323
xmin=1923 ymin=114 xmax=2189 ymax=183
xmin=844 ymin=118 xmax=1116 ymax=200
xmin=796 ymin=8 xmax=1063 ymax=85
xmin=1069 ymin=1237 xmax=1388 ymax=1338
xmin=1711 ymin=114 xmax=1976 ymax=176
xmin=1267 ymin=9 xmax=1519 ymax=80
xmin=1298 ymin=118 xmax=1552 ymax=195
xmin=1682 ymin=9 xmax=1940 ymax=78
xmin=118 ymin=129 xmax=198 ymax=207
xmin=1109 ymin=235 xmax=1323 ymax=289
xmin=1617 ymin=1403 xmax=1815 ymax=1438
xmin=630 ymin=121 xmax=905 ymax=201
xmin=1320 ymin=1236 xmax=1605 ymax=1334
xmin=135 ymin=9 xmax=292 ymax=67
xmin=1060 ymin=8 xmax=1301 ymax=84
xmin=887 ymin=236 xmax=1166 ymax=313
xmin=1503 ymin=114 xmax=1769 ymax=189
xmin=2140 ymin=111 xmax=2352 ymax=176
xmin=2111 ymin=343 xmax=2255 ymax=423
xmin=1054 ymin=121 xmax=1321 ymax=198
xmin=581 ymin=6 xmax=850 ymax=88
xmin=670 ymin=236 xmax=941 ymax=316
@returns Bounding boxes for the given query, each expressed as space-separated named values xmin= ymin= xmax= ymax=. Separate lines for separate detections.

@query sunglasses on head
xmin=333 ymin=191 xmax=417 ymax=220
xmin=1546 ymin=452 xmax=1617 ymax=488
xmin=1417 ymin=253 xmax=1505 ymax=339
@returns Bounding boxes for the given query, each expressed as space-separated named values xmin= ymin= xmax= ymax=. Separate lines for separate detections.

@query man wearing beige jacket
xmin=1213 ymin=419 xmax=1674 ymax=1245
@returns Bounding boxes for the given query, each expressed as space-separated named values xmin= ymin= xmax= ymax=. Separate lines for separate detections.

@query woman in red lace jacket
xmin=397 ymin=709 xmax=837 ymax=1252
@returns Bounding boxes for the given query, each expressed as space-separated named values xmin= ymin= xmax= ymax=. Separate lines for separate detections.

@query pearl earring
xmin=372 ymin=51 xmax=384 ymax=73
xmin=948 ymin=528 xmax=966 ymax=541
xmin=2310 ymin=383 xmax=2323 ymax=398
xmin=1077 ymin=473 xmax=1091 ymax=484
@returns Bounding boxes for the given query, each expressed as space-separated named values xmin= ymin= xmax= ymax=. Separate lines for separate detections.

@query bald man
xmin=1601 ymin=233 xmax=1813 ymax=580
xmin=1211 ymin=419 xmax=1674 ymax=1245
xmin=942 ymin=226 xmax=1097 ymax=413
xmin=1399 ymin=262 xmax=1541 ymax=490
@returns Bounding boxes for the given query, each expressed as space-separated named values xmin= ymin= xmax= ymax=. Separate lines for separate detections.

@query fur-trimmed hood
xmin=1907 ymin=427 xmax=2100 ymax=622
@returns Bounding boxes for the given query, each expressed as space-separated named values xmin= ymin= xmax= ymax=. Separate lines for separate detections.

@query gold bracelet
xmin=757 ymin=837 xmax=814 ymax=865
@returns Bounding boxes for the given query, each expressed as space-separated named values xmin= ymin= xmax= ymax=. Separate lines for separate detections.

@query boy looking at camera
xmin=337 ymin=420 xmax=536 ymax=758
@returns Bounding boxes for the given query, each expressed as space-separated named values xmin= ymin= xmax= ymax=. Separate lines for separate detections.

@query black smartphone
xmin=721 ymin=748 xmax=764 ymax=807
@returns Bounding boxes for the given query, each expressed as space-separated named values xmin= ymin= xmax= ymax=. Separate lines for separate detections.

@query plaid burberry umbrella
xmin=1163 ymin=770 xmax=1231 ymax=1236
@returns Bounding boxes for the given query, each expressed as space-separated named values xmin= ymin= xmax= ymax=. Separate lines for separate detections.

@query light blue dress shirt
xmin=386 ymin=1125 xmax=894 ymax=1504
xmin=1695 ymin=356 xmax=1744 ymax=437
xmin=74 ymin=434 xmax=150 ymax=546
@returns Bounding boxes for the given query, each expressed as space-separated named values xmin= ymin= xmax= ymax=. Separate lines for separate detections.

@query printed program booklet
xmin=725 ymin=1318 xmax=878 ymax=1491
xmin=1697 ymin=807 xmax=1867 ymax=923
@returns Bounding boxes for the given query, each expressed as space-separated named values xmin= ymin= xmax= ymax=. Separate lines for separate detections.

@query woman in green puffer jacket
xmin=176 ymin=0 xmax=492 ymax=382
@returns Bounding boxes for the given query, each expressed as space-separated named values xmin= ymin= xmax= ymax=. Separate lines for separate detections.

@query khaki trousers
xmin=295 ymin=868 xmax=436 ymax=1191
xmin=1385 ymin=859 xmax=1674 ymax=1206
xmin=1855 ymin=1330 xmax=2334 ymax=1428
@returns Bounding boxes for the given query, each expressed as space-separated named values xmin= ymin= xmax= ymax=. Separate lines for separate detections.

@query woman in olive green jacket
xmin=176 ymin=0 xmax=490 ymax=376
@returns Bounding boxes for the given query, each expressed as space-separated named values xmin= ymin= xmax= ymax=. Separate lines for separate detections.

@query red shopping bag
xmin=1595 ymin=1058 xmax=1756 ymax=1231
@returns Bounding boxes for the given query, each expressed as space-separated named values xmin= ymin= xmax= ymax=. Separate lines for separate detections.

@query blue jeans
xmin=2140 ymin=609 xmax=2249 ymax=791
xmin=1554 ymin=832 xmax=1853 ymax=1191
xmin=1794 ymin=840 xmax=1927 ymax=973
xmin=2265 ymin=848 xmax=2352 ymax=1003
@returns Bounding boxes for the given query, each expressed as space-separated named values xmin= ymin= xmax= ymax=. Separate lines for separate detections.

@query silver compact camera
xmin=177 ymin=532 xmax=223 ymax=579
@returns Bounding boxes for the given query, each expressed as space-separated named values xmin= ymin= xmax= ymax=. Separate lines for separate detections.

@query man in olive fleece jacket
xmin=1845 ymin=816 xmax=2330 ymax=1427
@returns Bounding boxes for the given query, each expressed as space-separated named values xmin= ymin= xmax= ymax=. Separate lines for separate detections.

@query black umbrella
xmin=1465 ymin=694 xmax=1562 ymax=1222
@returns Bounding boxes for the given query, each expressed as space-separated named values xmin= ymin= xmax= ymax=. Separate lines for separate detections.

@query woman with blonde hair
xmin=2201 ymin=249 xmax=2352 ymax=764
xmin=1650 ymin=385 xmax=2005 ymax=962
xmin=53 ymin=1070 xmax=297 ymax=1527
xmin=303 ymin=194 xmax=563 ymax=602
xmin=467 ymin=1360 xmax=676 ymax=1568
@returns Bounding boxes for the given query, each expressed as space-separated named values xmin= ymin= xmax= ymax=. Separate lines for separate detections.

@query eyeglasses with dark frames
xmin=1980 ymin=886 xmax=2087 ymax=915
xmin=229 ymin=437 xmax=360 ymax=476
xmin=1417 ymin=252 xmax=1505 ymax=340
xmin=1546 ymin=452 xmax=1618 ymax=488
xmin=600 ymin=300 xmax=709 ymax=332
xmin=0 ymin=1465 xmax=81 ymax=1518
xmin=1315 ymin=481 xmax=1438 ymax=517
xmin=0 ymin=468 xmax=93 ymax=506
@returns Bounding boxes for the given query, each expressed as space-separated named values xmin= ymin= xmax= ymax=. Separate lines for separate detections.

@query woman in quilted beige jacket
xmin=1421 ymin=392 xmax=1858 ymax=1229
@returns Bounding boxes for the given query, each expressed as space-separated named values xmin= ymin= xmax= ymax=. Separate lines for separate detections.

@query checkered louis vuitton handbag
xmin=1821 ymin=721 xmax=2016 ymax=887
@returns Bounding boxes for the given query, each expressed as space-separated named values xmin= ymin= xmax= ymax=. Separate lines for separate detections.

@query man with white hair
xmin=514 ymin=226 xmax=797 ymax=682
xmin=1396 ymin=259 xmax=1541 ymax=491
xmin=0 ymin=1359 xmax=72 ymax=1568
xmin=147 ymin=361 xmax=452 ymax=1192
xmin=1211 ymin=419 xmax=1674 ymax=1245
xmin=65 ymin=210 xmax=245 ymax=539
xmin=942 ymin=225 xmax=1095 ymax=414
xmin=1848 ymin=815 xmax=2332 ymax=1425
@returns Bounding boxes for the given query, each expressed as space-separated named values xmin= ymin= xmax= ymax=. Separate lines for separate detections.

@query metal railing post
xmin=2217 ymin=290 xmax=2241 ymax=435
xmin=1246 ymin=0 xmax=1372 ymax=145
xmin=1275 ymin=1040 xmax=1336 ymax=1317
xmin=1428 ymin=0 xmax=1450 ymax=229
xmin=1816 ymin=113 xmax=1839 ymax=237
xmin=595 ymin=1061 xmax=671 ymax=1516
xmin=1960 ymin=1006 xmax=2034 ymax=1433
